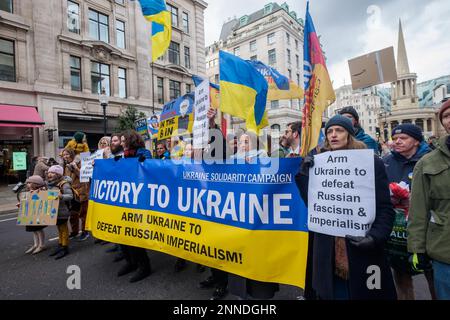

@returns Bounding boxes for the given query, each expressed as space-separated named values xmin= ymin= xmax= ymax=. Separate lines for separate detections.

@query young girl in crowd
xmin=19 ymin=175 xmax=48 ymax=255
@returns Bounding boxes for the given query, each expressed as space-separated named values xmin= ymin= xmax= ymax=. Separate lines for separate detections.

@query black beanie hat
xmin=391 ymin=124 xmax=424 ymax=142
xmin=339 ymin=106 xmax=359 ymax=122
xmin=325 ymin=115 xmax=355 ymax=136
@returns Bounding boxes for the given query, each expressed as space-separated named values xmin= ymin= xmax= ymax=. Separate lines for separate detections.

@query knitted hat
xmin=25 ymin=175 xmax=45 ymax=187
xmin=325 ymin=115 xmax=356 ymax=136
xmin=439 ymin=100 xmax=450 ymax=125
xmin=74 ymin=131 xmax=85 ymax=143
xmin=391 ymin=123 xmax=424 ymax=142
xmin=339 ymin=106 xmax=359 ymax=122
xmin=48 ymin=165 xmax=64 ymax=176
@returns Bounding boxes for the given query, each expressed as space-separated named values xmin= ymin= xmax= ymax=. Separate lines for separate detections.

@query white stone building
xmin=205 ymin=2 xmax=305 ymax=135
xmin=0 ymin=0 xmax=206 ymax=184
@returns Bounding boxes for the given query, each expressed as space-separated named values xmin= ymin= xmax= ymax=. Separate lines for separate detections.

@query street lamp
xmin=379 ymin=110 xmax=392 ymax=142
xmin=99 ymin=88 xmax=109 ymax=137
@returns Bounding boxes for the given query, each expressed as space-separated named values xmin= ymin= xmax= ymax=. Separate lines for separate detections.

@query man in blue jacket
xmin=339 ymin=106 xmax=379 ymax=154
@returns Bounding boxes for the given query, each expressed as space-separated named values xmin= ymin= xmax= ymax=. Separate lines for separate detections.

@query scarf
xmin=335 ymin=237 xmax=349 ymax=280
xmin=124 ymin=149 xmax=137 ymax=158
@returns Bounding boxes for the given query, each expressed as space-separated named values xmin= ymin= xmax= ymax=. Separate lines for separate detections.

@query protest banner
xmin=193 ymin=78 xmax=210 ymax=149
xmin=17 ymin=190 xmax=60 ymax=226
xmin=86 ymin=158 xmax=309 ymax=288
xmin=13 ymin=152 xmax=27 ymax=171
xmin=158 ymin=93 xmax=194 ymax=140
xmin=147 ymin=114 xmax=160 ymax=139
xmin=80 ymin=149 xmax=104 ymax=183
xmin=307 ymin=150 xmax=376 ymax=237
xmin=135 ymin=118 xmax=150 ymax=141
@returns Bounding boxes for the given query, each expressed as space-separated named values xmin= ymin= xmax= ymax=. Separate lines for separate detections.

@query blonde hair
xmin=98 ymin=136 xmax=111 ymax=149
xmin=323 ymin=134 xmax=367 ymax=152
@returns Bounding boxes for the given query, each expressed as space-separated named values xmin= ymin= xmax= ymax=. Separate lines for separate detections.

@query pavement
xmin=0 ymin=184 xmax=20 ymax=215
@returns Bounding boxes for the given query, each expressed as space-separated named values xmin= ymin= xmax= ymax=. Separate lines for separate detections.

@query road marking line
xmin=49 ymin=236 xmax=59 ymax=241
xmin=0 ymin=212 xmax=18 ymax=217
xmin=0 ymin=217 xmax=17 ymax=223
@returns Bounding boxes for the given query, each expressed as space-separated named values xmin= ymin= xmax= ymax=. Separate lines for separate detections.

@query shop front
xmin=0 ymin=104 xmax=44 ymax=185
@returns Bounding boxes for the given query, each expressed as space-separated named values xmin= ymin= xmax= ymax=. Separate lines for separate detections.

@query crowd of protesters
xmin=14 ymin=99 xmax=450 ymax=300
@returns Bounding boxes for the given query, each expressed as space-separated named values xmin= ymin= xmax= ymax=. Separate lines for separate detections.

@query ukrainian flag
xmin=137 ymin=0 xmax=171 ymax=62
xmin=219 ymin=51 xmax=268 ymax=132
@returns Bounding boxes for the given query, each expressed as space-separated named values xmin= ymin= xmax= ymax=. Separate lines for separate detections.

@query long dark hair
xmin=122 ymin=130 xmax=145 ymax=151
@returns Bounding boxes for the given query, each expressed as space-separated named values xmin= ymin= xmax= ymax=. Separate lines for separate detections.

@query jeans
xmin=433 ymin=260 xmax=450 ymax=300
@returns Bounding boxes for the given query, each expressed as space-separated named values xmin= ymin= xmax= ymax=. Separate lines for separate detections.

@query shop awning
xmin=0 ymin=104 xmax=45 ymax=128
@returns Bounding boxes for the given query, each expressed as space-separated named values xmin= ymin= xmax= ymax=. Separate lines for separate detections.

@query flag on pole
xmin=300 ymin=2 xmax=335 ymax=157
xmin=219 ymin=51 xmax=268 ymax=132
xmin=137 ymin=0 xmax=172 ymax=62
xmin=248 ymin=60 xmax=304 ymax=100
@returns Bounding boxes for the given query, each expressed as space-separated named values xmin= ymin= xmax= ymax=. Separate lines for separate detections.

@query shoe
xmin=49 ymin=245 xmax=62 ymax=257
xmin=54 ymin=247 xmax=69 ymax=260
xmin=174 ymin=259 xmax=187 ymax=273
xmin=113 ymin=253 xmax=125 ymax=263
xmin=69 ymin=232 xmax=78 ymax=240
xmin=210 ymin=286 xmax=228 ymax=300
xmin=129 ymin=266 xmax=151 ymax=283
xmin=117 ymin=263 xmax=137 ymax=277
xmin=25 ymin=245 xmax=37 ymax=254
xmin=106 ymin=245 xmax=119 ymax=253
xmin=32 ymin=246 xmax=46 ymax=254
xmin=198 ymin=276 xmax=217 ymax=289
xmin=196 ymin=264 xmax=206 ymax=273
xmin=76 ymin=231 xmax=90 ymax=241
xmin=296 ymin=295 xmax=306 ymax=300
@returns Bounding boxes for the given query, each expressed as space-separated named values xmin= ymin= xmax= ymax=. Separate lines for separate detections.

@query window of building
xmin=115 ymin=0 xmax=125 ymax=5
xmin=169 ymin=80 xmax=181 ymax=100
xmin=268 ymin=49 xmax=276 ymax=65
xmin=234 ymin=47 xmax=240 ymax=57
xmin=91 ymin=61 xmax=110 ymax=95
xmin=287 ymin=49 xmax=291 ymax=64
xmin=182 ymin=12 xmax=189 ymax=33
xmin=250 ymin=55 xmax=257 ymax=61
xmin=70 ymin=56 xmax=81 ymax=91
xmin=89 ymin=9 xmax=109 ymax=43
xmin=267 ymin=32 xmax=275 ymax=45
xmin=286 ymin=33 xmax=290 ymax=45
xmin=116 ymin=20 xmax=125 ymax=49
xmin=295 ymin=54 xmax=299 ymax=69
xmin=186 ymin=84 xmax=191 ymax=93
xmin=0 ymin=0 xmax=13 ymax=13
xmin=297 ymin=74 xmax=300 ymax=86
xmin=271 ymin=124 xmax=281 ymax=132
xmin=169 ymin=41 xmax=180 ymax=65
xmin=271 ymin=100 xmax=279 ymax=109
xmin=288 ymin=69 xmax=292 ymax=79
xmin=214 ymin=74 xmax=219 ymax=84
xmin=157 ymin=77 xmax=164 ymax=104
xmin=250 ymin=40 xmax=256 ymax=52
xmin=118 ymin=67 xmax=127 ymax=98
xmin=67 ymin=1 xmax=80 ymax=34
xmin=168 ymin=4 xmax=178 ymax=27
xmin=239 ymin=15 xmax=248 ymax=27
xmin=295 ymin=39 xmax=299 ymax=50
xmin=0 ymin=38 xmax=15 ymax=82
xmin=184 ymin=46 xmax=190 ymax=69
xmin=264 ymin=3 xmax=273 ymax=15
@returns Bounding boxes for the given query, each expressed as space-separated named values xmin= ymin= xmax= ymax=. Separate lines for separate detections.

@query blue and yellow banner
xmin=86 ymin=158 xmax=309 ymax=288
xmin=219 ymin=51 xmax=269 ymax=133
xmin=137 ymin=0 xmax=172 ymax=62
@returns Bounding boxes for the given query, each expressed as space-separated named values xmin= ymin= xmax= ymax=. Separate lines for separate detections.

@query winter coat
xmin=64 ymin=161 xmax=89 ymax=202
xmin=65 ymin=139 xmax=89 ymax=155
xmin=33 ymin=159 xmax=50 ymax=179
xmin=382 ymin=141 xmax=431 ymax=185
xmin=407 ymin=136 xmax=450 ymax=264
xmin=48 ymin=178 xmax=73 ymax=222
xmin=297 ymin=155 xmax=397 ymax=300
xmin=356 ymin=127 xmax=379 ymax=155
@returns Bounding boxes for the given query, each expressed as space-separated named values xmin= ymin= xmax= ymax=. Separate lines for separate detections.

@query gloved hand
xmin=138 ymin=154 xmax=146 ymax=162
xmin=114 ymin=155 xmax=122 ymax=162
xmin=346 ymin=235 xmax=376 ymax=250
xmin=299 ymin=154 xmax=315 ymax=176
xmin=409 ymin=253 xmax=431 ymax=272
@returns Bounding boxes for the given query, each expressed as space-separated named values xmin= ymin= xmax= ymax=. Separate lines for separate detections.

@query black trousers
xmin=211 ymin=268 xmax=228 ymax=288
xmin=121 ymin=245 xmax=150 ymax=269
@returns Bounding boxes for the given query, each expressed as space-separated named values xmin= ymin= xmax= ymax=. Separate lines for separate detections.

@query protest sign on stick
xmin=193 ymin=78 xmax=210 ymax=149
xmin=80 ymin=150 xmax=104 ymax=183
xmin=308 ymin=150 xmax=376 ymax=237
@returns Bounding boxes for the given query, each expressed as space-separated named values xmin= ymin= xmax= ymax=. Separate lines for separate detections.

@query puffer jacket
xmin=65 ymin=139 xmax=89 ymax=155
xmin=408 ymin=136 xmax=450 ymax=264
xmin=48 ymin=178 xmax=73 ymax=221
xmin=356 ymin=127 xmax=379 ymax=155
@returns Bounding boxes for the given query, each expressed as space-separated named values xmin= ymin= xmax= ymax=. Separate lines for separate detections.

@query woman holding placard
xmin=296 ymin=115 xmax=397 ymax=300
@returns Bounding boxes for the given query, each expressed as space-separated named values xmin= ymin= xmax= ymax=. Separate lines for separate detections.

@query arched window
xmin=271 ymin=124 xmax=281 ymax=132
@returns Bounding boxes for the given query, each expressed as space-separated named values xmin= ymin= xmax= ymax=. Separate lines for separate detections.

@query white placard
xmin=80 ymin=149 xmax=104 ymax=183
xmin=193 ymin=79 xmax=210 ymax=149
xmin=307 ymin=149 xmax=376 ymax=237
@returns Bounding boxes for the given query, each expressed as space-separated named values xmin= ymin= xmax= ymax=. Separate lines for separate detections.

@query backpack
xmin=57 ymin=180 xmax=81 ymax=211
